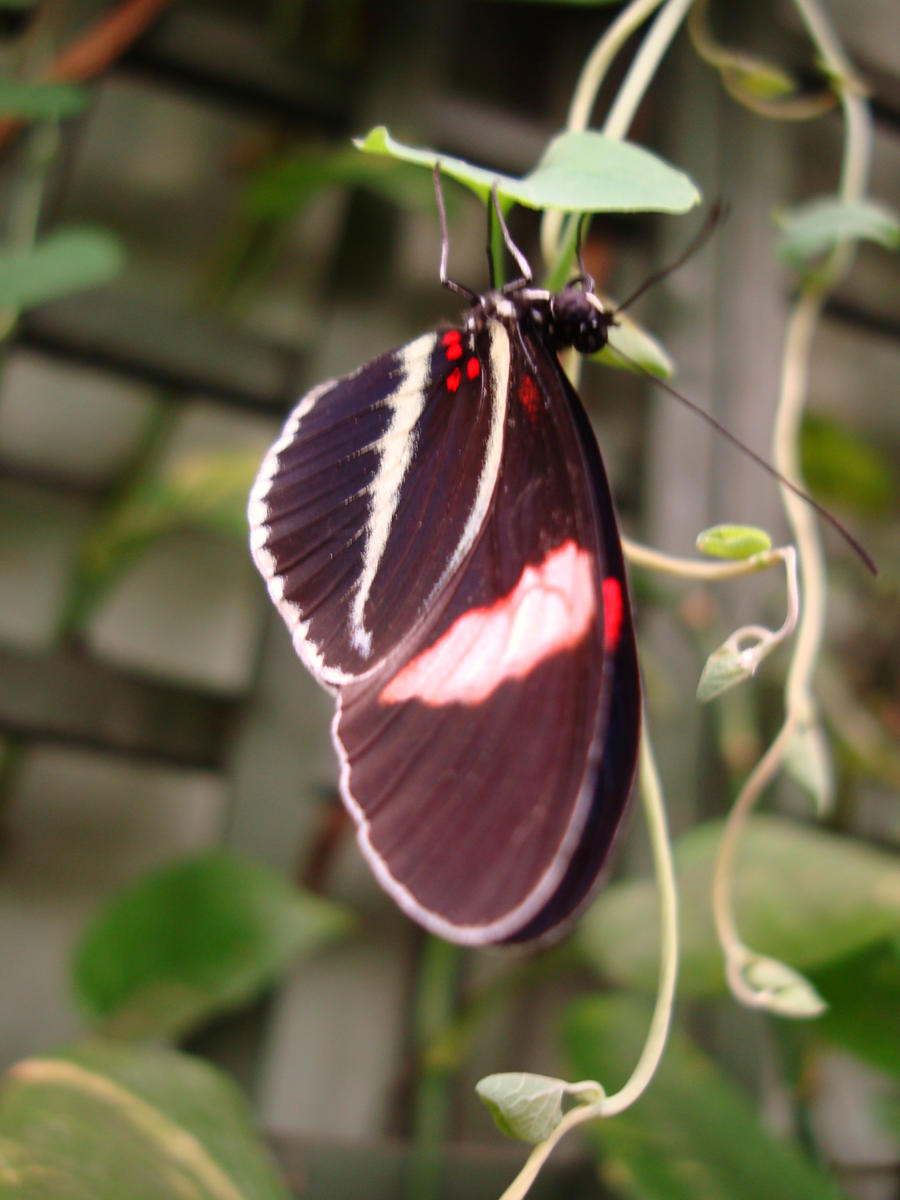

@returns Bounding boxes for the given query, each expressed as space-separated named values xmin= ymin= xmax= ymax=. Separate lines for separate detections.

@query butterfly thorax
xmin=467 ymin=283 xmax=615 ymax=357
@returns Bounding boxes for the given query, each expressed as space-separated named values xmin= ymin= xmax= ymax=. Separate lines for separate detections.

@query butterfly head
xmin=494 ymin=282 xmax=615 ymax=359
xmin=546 ymin=285 xmax=614 ymax=356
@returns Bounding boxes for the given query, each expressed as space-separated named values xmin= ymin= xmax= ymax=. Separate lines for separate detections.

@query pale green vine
xmin=498 ymin=0 xmax=878 ymax=1193
xmin=497 ymin=726 xmax=677 ymax=1200
xmin=711 ymin=0 xmax=873 ymax=1013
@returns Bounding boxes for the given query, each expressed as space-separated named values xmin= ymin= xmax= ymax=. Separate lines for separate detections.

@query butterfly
xmin=248 ymin=178 xmax=640 ymax=945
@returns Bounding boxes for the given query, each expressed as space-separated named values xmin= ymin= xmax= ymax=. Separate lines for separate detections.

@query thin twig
xmin=0 ymin=0 xmax=177 ymax=154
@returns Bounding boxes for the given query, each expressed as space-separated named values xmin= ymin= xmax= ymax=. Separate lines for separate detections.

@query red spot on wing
xmin=446 ymin=367 xmax=462 ymax=392
xmin=602 ymin=576 xmax=623 ymax=652
xmin=380 ymin=541 xmax=597 ymax=707
xmin=441 ymin=330 xmax=462 ymax=346
xmin=466 ymin=356 xmax=480 ymax=380
xmin=446 ymin=342 xmax=463 ymax=361
xmin=518 ymin=374 xmax=541 ymax=425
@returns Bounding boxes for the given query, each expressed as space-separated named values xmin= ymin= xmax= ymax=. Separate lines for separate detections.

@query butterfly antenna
xmin=433 ymin=163 xmax=478 ymax=303
xmin=607 ymin=341 xmax=877 ymax=575
xmin=616 ymin=202 xmax=727 ymax=314
xmin=491 ymin=182 xmax=532 ymax=284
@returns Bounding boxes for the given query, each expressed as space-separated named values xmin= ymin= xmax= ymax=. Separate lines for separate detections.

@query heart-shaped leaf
xmin=576 ymin=816 xmax=900 ymax=998
xmin=356 ymin=126 xmax=699 ymax=213
xmin=0 ymin=227 xmax=124 ymax=311
xmin=72 ymin=852 xmax=354 ymax=1039
xmin=696 ymin=524 xmax=772 ymax=560
xmin=476 ymin=1073 xmax=602 ymax=1144
xmin=0 ymin=1040 xmax=292 ymax=1200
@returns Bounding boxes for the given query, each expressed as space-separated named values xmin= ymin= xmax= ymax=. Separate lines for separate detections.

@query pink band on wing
xmin=380 ymin=540 xmax=596 ymax=706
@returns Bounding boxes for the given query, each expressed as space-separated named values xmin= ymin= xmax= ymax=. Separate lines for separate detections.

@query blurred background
xmin=0 ymin=1 xmax=897 ymax=1198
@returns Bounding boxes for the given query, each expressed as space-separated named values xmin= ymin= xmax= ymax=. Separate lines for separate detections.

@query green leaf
xmin=697 ymin=641 xmax=756 ymax=702
xmin=687 ymin=1 xmax=815 ymax=118
xmin=698 ymin=614 xmax=787 ymax=703
xmin=0 ymin=227 xmax=124 ymax=311
xmin=599 ymin=309 xmax=674 ymax=377
xmin=356 ymin=126 xmax=700 ymax=213
xmin=0 ymin=1040 xmax=291 ymax=1200
xmin=782 ymin=723 xmax=834 ymax=815
xmin=738 ymin=953 xmax=827 ymax=1018
xmin=696 ymin=523 xmax=772 ymax=560
xmin=813 ymin=941 xmax=900 ymax=1079
xmin=575 ymin=816 xmax=900 ymax=998
xmin=475 ymin=1073 xmax=601 ymax=1144
xmin=72 ymin=852 xmax=354 ymax=1039
xmin=801 ymin=414 xmax=896 ymax=517
xmin=0 ymin=80 xmax=89 ymax=120
xmin=563 ymin=997 xmax=849 ymax=1200
xmin=720 ymin=58 xmax=797 ymax=101
xmin=776 ymin=196 xmax=900 ymax=266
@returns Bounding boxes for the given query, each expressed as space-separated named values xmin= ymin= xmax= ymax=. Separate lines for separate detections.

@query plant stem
xmin=498 ymin=725 xmax=678 ymax=1200
xmin=422 ymin=948 xmax=574 ymax=1075
xmin=624 ymin=536 xmax=786 ymax=581
xmin=710 ymin=0 xmax=874 ymax=1004
xmin=542 ymin=0 xmax=673 ymax=269
xmin=774 ymin=287 xmax=827 ymax=727
xmin=602 ymin=725 xmax=678 ymax=1113
xmin=774 ymin=0 xmax=872 ymax=722
xmin=407 ymin=938 xmax=463 ymax=1200
xmin=567 ymin=0 xmax=667 ymax=134
xmin=711 ymin=718 xmax=794 ymax=963
xmin=603 ymin=0 xmax=695 ymax=140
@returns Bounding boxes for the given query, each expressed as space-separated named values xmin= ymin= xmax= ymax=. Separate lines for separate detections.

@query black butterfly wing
xmin=334 ymin=316 xmax=640 ymax=944
xmin=501 ymin=370 xmax=640 ymax=943
xmin=249 ymin=330 xmax=507 ymax=684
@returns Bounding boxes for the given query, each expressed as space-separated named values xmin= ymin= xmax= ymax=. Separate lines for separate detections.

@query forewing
xmin=248 ymin=329 xmax=505 ymax=684
xmin=335 ymin=319 xmax=639 ymax=944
